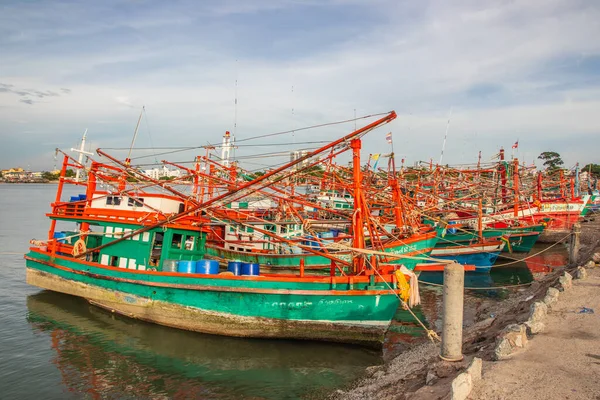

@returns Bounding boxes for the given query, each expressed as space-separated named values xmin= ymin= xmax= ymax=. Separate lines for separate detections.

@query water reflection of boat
xmin=418 ymin=271 xmax=495 ymax=288
xmin=418 ymin=266 xmax=534 ymax=289
xmin=524 ymin=251 xmax=568 ymax=273
xmin=27 ymin=291 xmax=381 ymax=399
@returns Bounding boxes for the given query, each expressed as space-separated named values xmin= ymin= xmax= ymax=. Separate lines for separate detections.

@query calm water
xmin=0 ymin=185 xmax=568 ymax=399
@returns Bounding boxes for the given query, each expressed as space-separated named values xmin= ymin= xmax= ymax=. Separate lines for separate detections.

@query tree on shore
xmin=41 ymin=169 xmax=76 ymax=180
xmin=582 ymin=163 xmax=600 ymax=177
xmin=538 ymin=152 xmax=564 ymax=172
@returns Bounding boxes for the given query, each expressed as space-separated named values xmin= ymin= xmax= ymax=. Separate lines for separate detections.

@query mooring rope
xmin=417 ymin=280 xmax=534 ymax=290
xmin=488 ymin=233 xmax=571 ymax=267
xmin=371 ymin=266 xmax=441 ymax=343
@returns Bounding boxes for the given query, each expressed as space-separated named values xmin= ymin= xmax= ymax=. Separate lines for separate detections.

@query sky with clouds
xmin=1 ymin=0 xmax=599 ymax=171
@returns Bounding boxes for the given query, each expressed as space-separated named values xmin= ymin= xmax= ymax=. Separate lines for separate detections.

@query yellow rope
xmin=372 ymin=267 xmax=441 ymax=343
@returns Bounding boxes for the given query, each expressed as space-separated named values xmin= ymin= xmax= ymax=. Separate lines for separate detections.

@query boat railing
xmin=52 ymin=200 xmax=86 ymax=218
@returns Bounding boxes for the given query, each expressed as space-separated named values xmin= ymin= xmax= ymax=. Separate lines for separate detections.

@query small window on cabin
xmin=110 ymin=256 xmax=119 ymax=267
xmin=178 ymin=203 xmax=185 ymax=213
xmin=229 ymin=226 xmax=235 ymax=233
xmin=335 ymin=203 xmax=342 ymax=208
xmin=247 ymin=227 xmax=254 ymax=233
xmin=128 ymin=197 xmax=144 ymax=207
xmin=184 ymin=235 xmax=195 ymax=251
xmin=106 ymin=196 xmax=122 ymax=206
xmin=106 ymin=196 xmax=120 ymax=205
xmin=171 ymin=233 xmax=182 ymax=249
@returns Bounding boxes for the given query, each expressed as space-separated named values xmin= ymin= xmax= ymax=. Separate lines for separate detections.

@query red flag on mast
xmin=512 ymin=141 xmax=519 ymax=149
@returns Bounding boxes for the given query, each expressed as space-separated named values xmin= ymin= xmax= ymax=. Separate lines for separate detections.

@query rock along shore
xmin=329 ymin=216 xmax=600 ymax=400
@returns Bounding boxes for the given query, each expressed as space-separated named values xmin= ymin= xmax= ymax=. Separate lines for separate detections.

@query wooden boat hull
xmin=25 ymin=250 xmax=401 ymax=347
xmin=438 ymin=227 xmax=542 ymax=253
xmin=430 ymin=242 xmax=505 ymax=272
xmin=206 ymin=231 xmax=439 ymax=272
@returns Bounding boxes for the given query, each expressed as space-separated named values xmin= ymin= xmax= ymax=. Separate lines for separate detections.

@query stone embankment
xmin=331 ymin=216 xmax=600 ymax=400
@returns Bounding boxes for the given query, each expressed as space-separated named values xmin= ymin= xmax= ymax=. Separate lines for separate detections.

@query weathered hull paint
xmin=207 ymin=231 xmax=439 ymax=271
xmin=25 ymin=252 xmax=401 ymax=347
xmin=438 ymin=227 xmax=542 ymax=253
xmin=430 ymin=243 xmax=504 ymax=272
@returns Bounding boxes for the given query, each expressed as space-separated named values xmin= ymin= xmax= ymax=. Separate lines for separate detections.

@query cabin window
xmin=265 ymin=224 xmax=275 ymax=232
xmin=171 ymin=233 xmax=182 ymax=249
xmin=110 ymin=256 xmax=119 ymax=267
xmin=247 ymin=227 xmax=254 ymax=233
xmin=178 ymin=203 xmax=185 ymax=213
xmin=128 ymin=197 xmax=144 ymax=207
xmin=229 ymin=226 xmax=235 ymax=233
xmin=184 ymin=235 xmax=195 ymax=250
xmin=106 ymin=196 xmax=121 ymax=206
xmin=280 ymin=226 xmax=287 ymax=234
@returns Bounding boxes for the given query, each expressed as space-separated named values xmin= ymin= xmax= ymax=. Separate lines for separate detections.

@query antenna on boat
xmin=439 ymin=108 xmax=452 ymax=165
xmin=126 ymin=106 xmax=144 ymax=166
xmin=291 ymin=85 xmax=295 ymax=144
xmin=232 ymin=60 xmax=238 ymax=162
xmin=70 ymin=129 xmax=93 ymax=182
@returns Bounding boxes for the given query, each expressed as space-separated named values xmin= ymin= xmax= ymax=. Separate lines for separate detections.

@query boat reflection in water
xmin=27 ymin=291 xmax=381 ymax=399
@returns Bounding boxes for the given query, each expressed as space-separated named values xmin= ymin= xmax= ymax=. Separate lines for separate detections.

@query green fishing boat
xmin=437 ymin=224 xmax=544 ymax=253
xmin=25 ymin=111 xmax=413 ymax=347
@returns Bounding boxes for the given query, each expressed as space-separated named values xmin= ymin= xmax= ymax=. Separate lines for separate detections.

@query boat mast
xmin=70 ymin=129 xmax=92 ymax=182
xmin=126 ymin=106 xmax=144 ymax=166
xmin=351 ymin=138 xmax=365 ymax=273
xmin=513 ymin=158 xmax=520 ymax=217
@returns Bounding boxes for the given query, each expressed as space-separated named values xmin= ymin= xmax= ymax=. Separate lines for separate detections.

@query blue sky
xmin=1 ymin=0 xmax=599 ymax=171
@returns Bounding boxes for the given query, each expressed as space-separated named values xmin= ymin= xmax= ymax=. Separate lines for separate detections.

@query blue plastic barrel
xmin=53 ymin=232 xmax=67 ymax=243
xmin=227 ymin=261 xmax=243 ymax=275
xmin=195 ymin=259 xmax=220 ymax=274
xmin=69 ymin=196 xmax=80 ymax=202
xmin=304 ymin=235 xmax=320 ymax=249
xmin=78 ymin=194 xmax=87 ymax=201
xmin=162 ymin=260 xmax=178 ymax=273
xmin=177 ymin=260 xmax=196 ymax=274
xmin=330 ymin=229 xmax=340 ymax=238
xmin=241 ymin=262 xmax=260 ymax=276
xmin=447 ymin=221 xmax=458 ymax=235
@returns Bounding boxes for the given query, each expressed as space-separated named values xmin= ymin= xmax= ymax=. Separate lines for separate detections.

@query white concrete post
xmin=440 ymin=262 xmax=464 ymax=361
xmin=569 ymin=222 xmax=581 ymax=265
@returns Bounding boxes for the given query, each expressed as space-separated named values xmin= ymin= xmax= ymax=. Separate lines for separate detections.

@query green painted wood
xmin=26 ymin=252 xmax=400 ymax=325
xmin=436 ymin=225 xmax=544 ymax=253
xmin=207 ymin=234 xmax=438 ymax=271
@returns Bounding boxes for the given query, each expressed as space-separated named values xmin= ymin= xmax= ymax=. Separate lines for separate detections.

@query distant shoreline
xmin=0 ymin=181 xmax=59 ymax=184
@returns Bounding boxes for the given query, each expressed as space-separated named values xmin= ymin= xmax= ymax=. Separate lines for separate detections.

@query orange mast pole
xmin=513 ymin=158 xmax=520 ymax=217
xmin=351 ymin=138 xmax=365 ymax=273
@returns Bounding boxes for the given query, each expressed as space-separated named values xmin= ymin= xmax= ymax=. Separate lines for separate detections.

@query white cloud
xmin=1 ymin=0 xmax=599 ymax=171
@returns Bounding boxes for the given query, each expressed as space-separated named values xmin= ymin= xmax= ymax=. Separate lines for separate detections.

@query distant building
xmin=1 ymin=168 xmax=46 ymax=182
xmin=143 ymin=166 xmax=181 ymax=180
